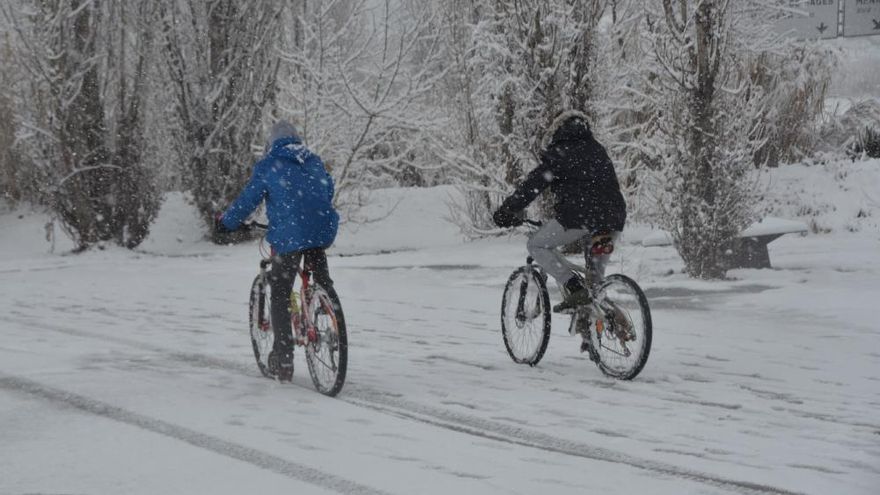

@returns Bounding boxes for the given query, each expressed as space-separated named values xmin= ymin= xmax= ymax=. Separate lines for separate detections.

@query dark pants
xmin=269 ymin=248 xmax=333 ymax=352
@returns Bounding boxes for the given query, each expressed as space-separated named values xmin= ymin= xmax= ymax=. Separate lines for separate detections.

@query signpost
xmin=775 ymin=0 xmax=840 ymax=40
xmin=843 ymin=0 xmax=880 ymax=36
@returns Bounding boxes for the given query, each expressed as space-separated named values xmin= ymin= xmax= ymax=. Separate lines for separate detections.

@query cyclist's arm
xmin=499 ymin=149 xmax=557 ymax=213
xmin=221 ymin=164 xmax=267 ymax=230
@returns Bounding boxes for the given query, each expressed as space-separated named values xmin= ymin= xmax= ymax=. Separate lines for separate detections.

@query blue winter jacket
xmin=221 ymin=136 xmax=339 ymax=254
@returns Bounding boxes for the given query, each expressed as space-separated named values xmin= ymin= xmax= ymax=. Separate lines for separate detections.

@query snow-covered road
xmin=1 ymin=223 xmax=878 ymax=494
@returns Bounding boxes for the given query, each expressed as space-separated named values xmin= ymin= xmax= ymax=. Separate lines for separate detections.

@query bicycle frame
xmin=252 ymin=222 xmax=321 ymax=346
xmin=520 ymin=220 xmax=616 ymax=330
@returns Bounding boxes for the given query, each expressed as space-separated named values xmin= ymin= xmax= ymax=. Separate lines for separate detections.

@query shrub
xmin=848 ymin=126 xmax=880 ymax=160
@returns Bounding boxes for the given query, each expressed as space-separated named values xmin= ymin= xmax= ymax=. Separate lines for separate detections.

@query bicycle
xmin=246 ymin=222 xmax=348 ymax=396
xmin=501 ymin=220 xmax=652 ymax=380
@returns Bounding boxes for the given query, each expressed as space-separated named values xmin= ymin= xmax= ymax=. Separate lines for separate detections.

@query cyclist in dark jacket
xmin=216 ymin=120 xmax=339 ymax=381
xmin=493 ymin=110 xmax=626 ymax=312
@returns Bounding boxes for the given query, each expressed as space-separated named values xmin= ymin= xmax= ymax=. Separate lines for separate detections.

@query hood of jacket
xmin=542 ymin=110 xmax=592 ymax=149
xmin=266 ymin=135 xmax=313 ymax=164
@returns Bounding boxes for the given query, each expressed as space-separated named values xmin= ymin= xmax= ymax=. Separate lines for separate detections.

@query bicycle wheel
xmin=248 ymin=274 xmax=275 ymax=378
xmin=501 ymin=266 xmax=551 ymax=366
xmin=303 ymin=283 xmax=347 ymax=396
xmin=588 ymin=273 xmax=652 ymax=380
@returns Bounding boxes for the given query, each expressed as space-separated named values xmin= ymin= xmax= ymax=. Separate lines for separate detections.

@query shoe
xmin=267 ymin=349 xmax=294 ymax=382
xmin=553 ymin=287 xmax=591 ymax=313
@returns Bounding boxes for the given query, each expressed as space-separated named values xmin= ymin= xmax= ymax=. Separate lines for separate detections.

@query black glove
xmin=493 ymin=208 xmax=522 ymax=228
xmin=214 ymin=213 xmax=234 ymax=235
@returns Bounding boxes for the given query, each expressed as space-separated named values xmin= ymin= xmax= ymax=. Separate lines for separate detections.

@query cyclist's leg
xmin=269 ymin=252 xmax=302 ymax=359
xmin=588 ymin=231 xmax=621 ymax=287
xmin=526 ymin=220 xmax=590 ymax=287
xmin=302 ymin=248 xmax=333 ymax=290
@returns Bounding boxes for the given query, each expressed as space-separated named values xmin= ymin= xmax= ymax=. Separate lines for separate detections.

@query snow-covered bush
xmin=848 ymin=126 xmax=880 ymax=160
xmin=821 ymin=99 xmax=880 ymax=155
xmin=749 ymin=44 xmax=835 ymax=168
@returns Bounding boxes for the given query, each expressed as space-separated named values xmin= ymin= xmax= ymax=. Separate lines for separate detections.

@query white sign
xmin=843 ymin=0 xmax=880 ymax=36
xmin=774 ymin=0 xmax=840 ymax=39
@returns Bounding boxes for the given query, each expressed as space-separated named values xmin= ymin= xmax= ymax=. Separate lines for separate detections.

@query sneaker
xmin=553 ymin=287 xmax=591 ymax=313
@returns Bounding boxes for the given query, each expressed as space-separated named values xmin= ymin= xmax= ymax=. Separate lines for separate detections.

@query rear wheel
xmin=304 ymin=284 xmax=347 ymax=396
xmin=248 ymin=275 xmax=275 ymax=378
xmin=589 ymin=274 xmax=652 ymax=380
xmin=501 ymin=266 xmax=551 ymax=366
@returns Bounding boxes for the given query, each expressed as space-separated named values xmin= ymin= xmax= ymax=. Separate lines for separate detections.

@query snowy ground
xmin=2 ymin=166 xmax=879 ymax=494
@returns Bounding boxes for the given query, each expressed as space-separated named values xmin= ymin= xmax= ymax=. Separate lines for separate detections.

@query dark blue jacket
xmin=221 ymin=136 xmax=339 ymax=254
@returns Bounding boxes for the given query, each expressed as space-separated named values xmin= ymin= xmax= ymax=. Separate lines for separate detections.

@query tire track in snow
xmin=8 ymin=318 xmax=804 ymax=495
xmin=339 ymin=393 xmax=800 ymax=495
xmin=0 ymin=373 xmax=391 ymax=495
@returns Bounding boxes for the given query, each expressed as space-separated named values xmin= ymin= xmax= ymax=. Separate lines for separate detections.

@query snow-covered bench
xmin=642 ymin=217 xmax=809 ymax=269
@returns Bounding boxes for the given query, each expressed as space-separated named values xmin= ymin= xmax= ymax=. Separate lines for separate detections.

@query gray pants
xmin=527 ymin=220 xmax=617 ymax=287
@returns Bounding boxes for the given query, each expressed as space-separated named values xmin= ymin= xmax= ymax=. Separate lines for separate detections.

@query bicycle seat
xmin=588 ymin=233 xmax=614 ymax=256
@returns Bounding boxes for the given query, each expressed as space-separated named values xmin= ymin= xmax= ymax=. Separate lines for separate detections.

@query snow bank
xmin=139 ymin=192 xmax=212 ymax=254
xmin=763 ymin=157 xmax=880 ymax=235
xmin=0 ymin=204 xmax=74 ymax=259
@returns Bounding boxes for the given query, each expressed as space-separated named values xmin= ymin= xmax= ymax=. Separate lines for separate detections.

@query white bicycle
xmin=501 ymin=220 xmax=652 ymax=380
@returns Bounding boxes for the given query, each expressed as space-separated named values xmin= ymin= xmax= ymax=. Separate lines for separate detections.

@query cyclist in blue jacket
xmin=216 ymin=120 xmax=339 ymax=381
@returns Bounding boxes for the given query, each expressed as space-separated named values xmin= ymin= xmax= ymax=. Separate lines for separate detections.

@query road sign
xmin=843 ymin=0 xmax=880 ymax=36
xmin=774 ymin=0 xmax=840 ymax=39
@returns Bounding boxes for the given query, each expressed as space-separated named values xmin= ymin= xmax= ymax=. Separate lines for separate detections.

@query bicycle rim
xmin=304 ymin=285 xmax=347 ymax=396
xmin=589 ymin=274 xmax=652 ymax=380
xmin=249 ymin=275 xmax=275 ymax=378
xmin=501 ymin=266 xmax=551 ymax=366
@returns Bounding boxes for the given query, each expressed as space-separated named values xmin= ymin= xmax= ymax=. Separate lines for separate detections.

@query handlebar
xmin=244 ymin=221 xmax=268 ymax=231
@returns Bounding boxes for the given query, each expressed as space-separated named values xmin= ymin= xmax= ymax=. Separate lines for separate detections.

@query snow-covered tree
xmin=1 ymin=0 xmax=161 ymax=249
xmin=0 ymin=31 xmax=19 ymax=202
xmin=624 ymin=0 xmax=778 ymax=278
xmin=159 ymin=0 xmax=282 ymax=235
xmin=278 ymin=0 xmax=447 ymax=218
xmin=439 ymin=0 xmax=607 ymax=235
xmin=608 ymin=0 xmax=837 ymax=278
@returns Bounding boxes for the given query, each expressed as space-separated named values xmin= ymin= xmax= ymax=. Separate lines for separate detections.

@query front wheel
xmin=303 ymin=284 xmax=348 ymax=396
xmin=501 ymin=266 xmax=551 ymax=366
xmin=589 ymin=274 xmax=652 ymax=380
xmin=248 ymin=274 xmax=275 ymax=378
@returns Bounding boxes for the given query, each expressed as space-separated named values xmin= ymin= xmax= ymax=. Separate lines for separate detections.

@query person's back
xmin=223 ymin=126 xmax=338 ymax=254
xmin=540 ymin=111 xmax=626 ymax=234
xmin=218 ymin=120 xmax=339 ymax=381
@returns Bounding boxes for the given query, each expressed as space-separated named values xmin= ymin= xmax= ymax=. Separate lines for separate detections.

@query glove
xmin=214 ymin=213 xmax=234 ymax=235
xmin=493 ymin=208 xmax=522 ymax=228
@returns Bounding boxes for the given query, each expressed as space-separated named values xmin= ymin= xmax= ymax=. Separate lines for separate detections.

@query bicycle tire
xmin=304 ymin=283 xmax=348 ymax=396
xmin=501 ymin=266 xmax=551 ymax=366
xmin=248 ymin=274 xmax=275 ymax=379
xmin=591 ymin=273 xmax=652 ymax=380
